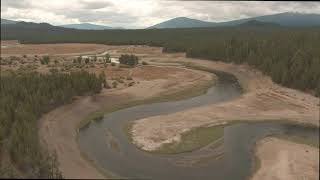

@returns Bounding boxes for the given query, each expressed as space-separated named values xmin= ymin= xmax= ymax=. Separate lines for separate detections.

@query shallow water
xmin=78 ymin=71 xmax=319 ymax=180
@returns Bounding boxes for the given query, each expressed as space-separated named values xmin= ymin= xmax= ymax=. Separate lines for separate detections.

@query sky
xmin=1 ymin=0 xmax=320 ymax=29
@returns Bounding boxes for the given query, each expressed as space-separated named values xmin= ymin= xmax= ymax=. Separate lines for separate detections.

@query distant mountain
xmin=60 ymin=23 xmax=113 ymax=30
xmin=237 ymin=20 xmax=281 ymax=27
xmin=1 ymin=18 xmax=17 ymax=24
xmin=148 ymin=17 xmax=215 ymax=29
xmin=217 ymin=12 xmax=320 ymax=27
xmin=148 ymin=12 xmax=320 ymax=29
xmin=7 ymin=21 xmax=57 ymax=29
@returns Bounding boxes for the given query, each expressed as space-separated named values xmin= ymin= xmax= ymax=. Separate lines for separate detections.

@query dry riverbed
xmin=252 ymin=137 xmax=319 ymax=180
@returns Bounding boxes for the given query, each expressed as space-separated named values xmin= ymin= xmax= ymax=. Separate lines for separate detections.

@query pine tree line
xmin=0 ymin=71 xmax=104 ymax=178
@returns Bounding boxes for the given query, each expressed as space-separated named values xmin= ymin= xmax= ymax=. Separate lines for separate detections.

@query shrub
xmin=128 ymin=82 xmax=135 ymax=87
xmin=112 ymin=81 xmax=118 ymax=88
xmin=104 ymin=53 xmax=111 ymax=63
xmin=40 ymin=56 xmax=50 ymax=65
xmin=119 ymin=54 xmax=139 ymax=67
xmin=77 ymin=56 xmax=82 ymax=64
xmin=142 ymin=61 xmax=148 ymax=65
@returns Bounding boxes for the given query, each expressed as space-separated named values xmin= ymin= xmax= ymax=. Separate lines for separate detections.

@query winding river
xmin=78 ymin=70 xmax=319 ymax=180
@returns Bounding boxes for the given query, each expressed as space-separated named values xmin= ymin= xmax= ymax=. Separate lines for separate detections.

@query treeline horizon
xmin=1 ymin=24 xmax=320 ymax=96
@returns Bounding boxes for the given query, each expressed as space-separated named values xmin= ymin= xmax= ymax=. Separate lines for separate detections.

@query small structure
xmin=111 ymin=57 xmax=120 ymax=64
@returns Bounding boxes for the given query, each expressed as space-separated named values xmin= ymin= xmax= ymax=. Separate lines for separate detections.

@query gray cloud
xmin=79 ymin=0 xmax=113 ymax=10
xmin=1 ymin=0 xmax=32 ymax=10
xmin=1 ymin=0 xmax=320 ymax=28
xmin=54 ymin=9 xmax=139 ymax=26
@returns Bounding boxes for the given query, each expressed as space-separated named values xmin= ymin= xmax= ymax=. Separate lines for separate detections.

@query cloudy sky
xmin=1 ymin=0 xmax=320 ymax=28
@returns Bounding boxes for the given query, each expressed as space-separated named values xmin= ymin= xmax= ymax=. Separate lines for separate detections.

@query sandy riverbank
xmin=252 ymin=137 xmax=319 ymax=180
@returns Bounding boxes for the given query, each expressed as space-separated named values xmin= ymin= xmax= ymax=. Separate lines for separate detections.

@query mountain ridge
xmin=60 ymin=23 xmax=114 ymax=30
xmin=148 ymin=12 xmax=320 ymax=29
xmin=1 ymin=18 xmax=17 ymax=24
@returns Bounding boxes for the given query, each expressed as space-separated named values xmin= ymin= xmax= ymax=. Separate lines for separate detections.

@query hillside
xmin=148 ymin=17 xmax=215 ymax=29
xmin=148 ymin=12 xmax=320 ymax=29
xmin=60 ymin=23 xmax=113 ymax=30
xmin=1 ymin=18 xmax=17 ymax=24
xmin=217 ymin=12 xmax=320 ymax=27
xmin=237 ymin=20 xmax=281 ymax=27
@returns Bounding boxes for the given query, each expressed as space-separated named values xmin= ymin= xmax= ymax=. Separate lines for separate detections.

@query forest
xmin=2 ymin=23 xmax=319 ymax=96
xmin=0 ymin=71 xmax=105 ymax=178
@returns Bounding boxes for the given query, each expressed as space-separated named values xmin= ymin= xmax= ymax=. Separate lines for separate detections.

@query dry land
xmin=252 ymin=137 xmax=319 ymax=180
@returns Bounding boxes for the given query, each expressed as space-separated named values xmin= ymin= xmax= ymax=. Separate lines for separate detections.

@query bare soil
xmin=252 ymin=137 xmax=319 ymax=180
xmin=0 ymin=41 xmax=162 ymax=57
xmin=0 ymin=42 xmax=107 ymax=56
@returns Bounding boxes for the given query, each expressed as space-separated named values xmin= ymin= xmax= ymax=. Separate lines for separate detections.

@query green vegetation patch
xmin=119 ymin=54 xmax=139 ymax=67
xmin=154 ymin=125 xmax=225 ymax=154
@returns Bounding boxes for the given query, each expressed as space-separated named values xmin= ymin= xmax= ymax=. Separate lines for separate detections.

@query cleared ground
xmin=0 ymin=41 xmax=162 ymax=56
xmin=252 ymin=137 xmax=319 ymax=180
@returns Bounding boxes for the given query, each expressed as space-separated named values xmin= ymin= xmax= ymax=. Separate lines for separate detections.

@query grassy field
xmin=154 ymin=125 xmax=225 ymax=154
